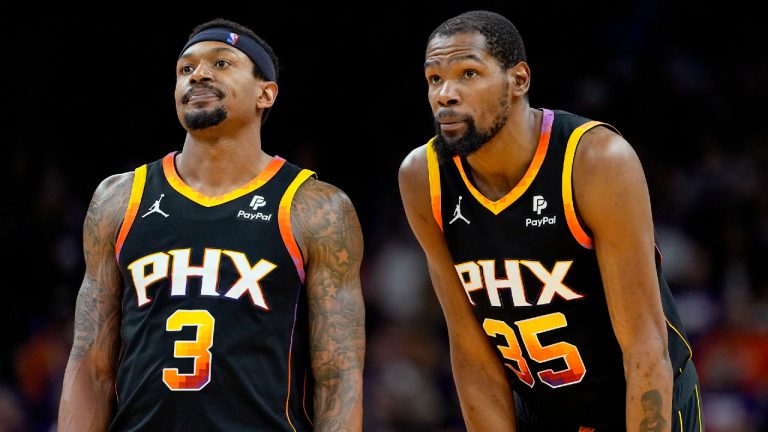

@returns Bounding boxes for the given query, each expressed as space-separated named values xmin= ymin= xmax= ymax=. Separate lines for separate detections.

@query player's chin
xmin=438 ymin=131 xmax=465 ymax=145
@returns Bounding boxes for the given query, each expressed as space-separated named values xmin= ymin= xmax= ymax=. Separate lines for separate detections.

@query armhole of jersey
xmin=115 ymin=165 xmax=148 ymax=260
xmin=562 ymin=121 xmax=606 ymax=249
xmin=278 ymin=169 xmax=316 ymax=284
xmin=655 ymin=243 xmax=665 ymax=264
xmin=426 ymin=139 xmax=443 ymax=232
xmin=666 ymin=317 xmax=694 ymax=360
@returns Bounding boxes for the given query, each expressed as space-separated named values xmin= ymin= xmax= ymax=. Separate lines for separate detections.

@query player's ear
xmin=256 ymin=81 xmax=278 ymax=109
xmin=508 ymin=61 xmax=530 ymax=97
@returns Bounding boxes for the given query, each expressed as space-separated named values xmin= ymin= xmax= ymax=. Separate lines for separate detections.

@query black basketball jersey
xmin=111 ymin=152 xmax=315 ymax=431
xmin=428 ymin=109 xmax=694 ymax=429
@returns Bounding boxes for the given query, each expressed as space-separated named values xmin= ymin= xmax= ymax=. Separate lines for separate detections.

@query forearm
xmin=314 ymin=371 xmax=363 ymax=431
xmin=309 ymin=290 xmax=364 ymax=432
xmin=58 ymin=279 xmax=120 ymax=432
xmin=624 ymin=350 xmax=673 ymax=432
xmin=430 ymin=267 xmax=517 ymax=431
xmin=450 ymin=339 xmax=517 ymax=432
xmin=59 ymin=358 xmax=116 ymax=431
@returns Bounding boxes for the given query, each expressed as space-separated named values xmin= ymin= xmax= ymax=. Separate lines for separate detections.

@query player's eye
xmin=180 ymin=65 xmax=195 ymax=75
xmin=463 ymin=70 xmax=478 ymax=79
xmin=428 ymin=75 xmax=441 ymax=84
xmin=215 ymin=59 xmax=231 ymax=68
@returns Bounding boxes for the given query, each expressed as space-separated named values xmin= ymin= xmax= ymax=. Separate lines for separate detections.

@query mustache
xmin=182 ymin=83 xmax=224 ymax=104
xmin=434 ymin=110 xmax=471 ymax=123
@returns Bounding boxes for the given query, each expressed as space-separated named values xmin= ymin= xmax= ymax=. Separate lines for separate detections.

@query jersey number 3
xmin=483 ymin=312 xmax=586 ymax=388
xmin=162 ymin=309 xmax=215 ymax=391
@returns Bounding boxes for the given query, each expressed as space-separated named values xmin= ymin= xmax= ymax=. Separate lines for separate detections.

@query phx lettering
xmin=127 ymin=248 xmax=277 ymax=309
xmin=455 ymin=259 xmax=583 ymax=307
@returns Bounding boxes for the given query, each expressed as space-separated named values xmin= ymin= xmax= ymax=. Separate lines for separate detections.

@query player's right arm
xmin=398 ymin=146 xmax=517 ymax=432
xmin=59 ymin=173 xmax=133 ymax=431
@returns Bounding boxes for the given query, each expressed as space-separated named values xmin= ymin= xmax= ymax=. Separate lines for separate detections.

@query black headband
xmin=180 ymin=27 xmax=276 ymax=82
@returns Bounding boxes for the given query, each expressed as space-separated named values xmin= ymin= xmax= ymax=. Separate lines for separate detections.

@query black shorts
xmin=672 ymin=359 xmax=704 ymax=432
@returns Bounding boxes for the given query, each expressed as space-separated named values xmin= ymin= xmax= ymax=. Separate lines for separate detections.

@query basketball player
xmin=399 ymin=11 xmax=701 ymax=431
xmin=58 ymin=19 xmax=364 ymax=431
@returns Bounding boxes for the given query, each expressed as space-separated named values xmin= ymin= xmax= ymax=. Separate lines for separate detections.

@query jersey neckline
xmin=162 ymin=152 xmax=286 ymax=207
xmin=452 ymin=108 xmax=553 ymax=215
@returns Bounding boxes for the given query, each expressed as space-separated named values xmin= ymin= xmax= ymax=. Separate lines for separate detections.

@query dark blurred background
xmin=3 ymin=1 xmax=767 ymax=430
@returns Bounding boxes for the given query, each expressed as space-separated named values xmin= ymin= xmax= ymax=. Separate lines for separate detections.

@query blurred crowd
xmin=3 ymin=4 xmax=766 ymax=431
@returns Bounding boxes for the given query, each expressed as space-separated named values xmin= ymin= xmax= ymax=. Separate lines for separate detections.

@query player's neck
xmin=464 ymin=107 xmax=542 ymax=200
xmin=175 ymin=127 xmax=273 ymax=197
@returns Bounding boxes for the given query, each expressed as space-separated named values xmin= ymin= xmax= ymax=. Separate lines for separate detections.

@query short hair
xmin=188 ymin=18 xmax=280 ymax=123
xmin=641 ymin=391 xmax=662 ymax=407
xmin=428 ymin=10 xmax=526 ymax=71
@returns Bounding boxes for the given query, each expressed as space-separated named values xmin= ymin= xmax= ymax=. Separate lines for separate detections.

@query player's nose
xmin=436 ymin=81 xmax=460 ymax=107
xmin=189 ymin=61 xmax=215 ymax=83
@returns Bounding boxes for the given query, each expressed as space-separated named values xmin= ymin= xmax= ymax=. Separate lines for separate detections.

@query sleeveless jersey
xmin=111 ymin=152 xmax=315 ymax=431
xmin=428 ymin=109 xmax=694 ymax=429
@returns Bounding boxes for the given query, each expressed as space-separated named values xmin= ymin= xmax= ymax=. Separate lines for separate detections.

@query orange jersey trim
xmin=162 ymin=152 xmax=285 ymax=207
xmin=115 ymin=165 xmax=147 ymax=260
xmin=285 ymin=315 xmax=299 ymax=432
xmin=426 ymin=139 xmax=443 ymax=231
xmin=302 ymin=369 xmax=313 ymax=425
xmin=453 ymin=109 xmax=553 ymax=215
xmin=562 ymin=121 xmax=605 ymax=249
xmin=278 ymin=169 xmax=315 ymax=284
xmin=277 ymin=169 xmax=314 ymax=431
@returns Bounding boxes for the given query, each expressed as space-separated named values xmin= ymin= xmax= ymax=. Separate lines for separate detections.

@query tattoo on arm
xmin=293 ymin=179 xmax=365 ymax=431
xmin=639 ymin=389 xmax=666 ymax=432
xmin=70 ymin=275 xmax=99 ymax=359
xmin=69 ymin=178 xmax=127 ymax=363
xmin=71 ymin=197 xmax=103 ymax=359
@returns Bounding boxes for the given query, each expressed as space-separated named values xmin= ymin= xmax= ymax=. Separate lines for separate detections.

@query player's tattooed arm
xmin=293 ymin=178 xmax=365 ymax=432
xmin=59 ymin=172 xmax=132 ymax=431
xmin=574 ymin=128 xmax=673 ymax=431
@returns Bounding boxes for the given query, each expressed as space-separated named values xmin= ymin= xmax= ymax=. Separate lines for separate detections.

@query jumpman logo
xmin=449 ymin=196 xmax=470 ymax=225
xmin=142 ymin=194 xmax=169 ymax=218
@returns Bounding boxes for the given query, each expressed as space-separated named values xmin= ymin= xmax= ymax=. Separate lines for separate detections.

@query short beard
xmin=432 ymin=83 xmax=510 ymax=162
xmin=184 ymin=107 xmax=228 ymax=130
